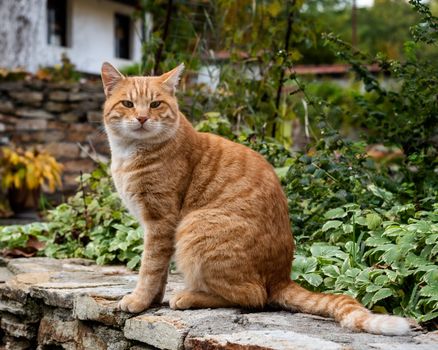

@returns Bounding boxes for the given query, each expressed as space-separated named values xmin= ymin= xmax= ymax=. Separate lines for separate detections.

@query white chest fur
xmin=111 ymin=154 xmax=145 ymax=225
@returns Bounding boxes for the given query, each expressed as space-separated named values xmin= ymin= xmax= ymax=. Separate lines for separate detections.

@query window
xmin=47 ymin=0 xmax=68 ymax=47
xmin=115 ymin=13 xmax=131 ymax=59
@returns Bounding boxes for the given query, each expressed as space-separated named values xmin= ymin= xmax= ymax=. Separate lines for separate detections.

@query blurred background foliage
xmin=1 ymin=0 xmax=438 ymax=328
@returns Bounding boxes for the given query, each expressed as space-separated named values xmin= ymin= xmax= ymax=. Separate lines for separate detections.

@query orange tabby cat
xmin=101 ymin=62 xmax=413 ymax=335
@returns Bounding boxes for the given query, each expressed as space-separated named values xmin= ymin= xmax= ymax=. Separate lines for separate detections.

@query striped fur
xmin=101 ymin=63 xmax=414 ymax=335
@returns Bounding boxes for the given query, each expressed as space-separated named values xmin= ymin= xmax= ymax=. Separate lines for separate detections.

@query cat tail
xmin=271 ymin=280 xmax=415 ymax=335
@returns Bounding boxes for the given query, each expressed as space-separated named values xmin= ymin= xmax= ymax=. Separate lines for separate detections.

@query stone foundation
xmin=0 ymin=257 xmax=436 ymax=350
xmin=0 ymin=79 xmax=109 ymax=194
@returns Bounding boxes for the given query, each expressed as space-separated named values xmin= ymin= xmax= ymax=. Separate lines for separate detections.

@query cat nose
xmin=136 ymin=116 xmax=149 ymax=125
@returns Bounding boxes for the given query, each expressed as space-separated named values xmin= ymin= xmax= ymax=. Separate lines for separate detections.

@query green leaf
xmin=322 ymin=265 xmax=340 ymax=278
xmin=322 ymin=220 xmax=343 ymax=232
xmin=303 ymin=273 xmax=323 ymax=287
xmin=324 ymin=208 xmax=347 ymax=219
xmin=419 ymin=285 xmax=438 ymax=298
xmin=366 ymin=213 xmax=382 ymax=230
xmin=365 ymin=236 xmax=391 ymax=247
xmin=371 ymin=288 xmax=393 ymax=303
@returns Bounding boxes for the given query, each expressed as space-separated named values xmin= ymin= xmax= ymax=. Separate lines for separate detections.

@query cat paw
xmin=169 ymin=291 xmax=193 ymax=310
xmin=118 ymin=292 xmax=150 ymax=313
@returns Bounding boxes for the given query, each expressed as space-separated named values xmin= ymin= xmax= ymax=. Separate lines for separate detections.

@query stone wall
xmin=0 ymin=79 xmax=109 ymax=194
xmin=0 ymin=257 xmax=437 ymax=350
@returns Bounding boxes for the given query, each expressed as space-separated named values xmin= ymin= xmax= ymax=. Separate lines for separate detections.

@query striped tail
xmin=271 ymin=281 xmax=414 ymax=336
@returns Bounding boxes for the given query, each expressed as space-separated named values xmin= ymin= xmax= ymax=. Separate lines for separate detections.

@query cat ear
xmin=160 ymin=63 xmax=185 ymax=92
xmin=101 ymin=62 xmax=124 ymax=97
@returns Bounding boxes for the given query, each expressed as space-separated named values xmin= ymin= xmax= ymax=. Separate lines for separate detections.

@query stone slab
xmin=0 ymin=257 xmax=436 ymax=350
xmin=0 ymin=267 xmax=13 ymax=282
xmin=0 ymin=313 xmax=37 ymax=339
xmin=186 ymin=330 xmax=344 ymax=350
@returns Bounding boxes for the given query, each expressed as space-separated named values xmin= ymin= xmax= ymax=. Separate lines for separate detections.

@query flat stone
xmin=0 ymin=313 xmax=37 ymax=339
xmin=0 ymin=257 xmax=436 ymax=350
xmin=87 ymin=110 xmax=102 ymax=123
xmin=60 ymin=111 xmax=84 ymax=122
xmin=0 ymin=266 xmax=13 ymax=282
xmin=74 ymin=295 xmax=130 ymax=326
xmin=186 ymin=330 xmax=344 ymax=350
xmin=44 ymin=142 xmax=80 ymax=159
xmin=0 ymin=298 xmax=41 ymax=322
xmin=38 ymin=308 xmax=129 ymax=350
xmin=44 ymin=101 xmax=70 ymax=113
xmin=15 ymin=119 xmax=48 ymax=130
xmin=124 ymin=308 xmax=239 ymax=350
xmin=9 ymin=91 xmax=43 ymax=104
xmin=63 ymin=159 xmax=96 ymax=173
xmin=0 ymin=100 xmax=14 ymax=113
xmin=368 ymin=344 xmax=437 ymax=350
xmin=48 ymin=90 xmax=69 ymax=101
xmin=68 ymin=92 xmax=89 ymax=101
xmin=15 ymin=108 xmax=54 ymax=119
xmin=2 ymin=335 xmax=31 ymax=350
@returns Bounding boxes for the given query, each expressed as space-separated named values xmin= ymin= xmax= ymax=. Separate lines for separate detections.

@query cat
xmin=101 ymin=62 xmax=414 ymax=336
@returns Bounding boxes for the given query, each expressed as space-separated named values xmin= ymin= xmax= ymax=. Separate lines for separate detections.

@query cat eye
xmin=121 ymin=100 xmax=134 ymax=108
xmin=150 ymin=101 xmax=162 ymax=109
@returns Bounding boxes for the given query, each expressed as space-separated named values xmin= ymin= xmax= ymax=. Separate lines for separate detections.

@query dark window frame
xmin=114 ymin=13 xmax=132 ymax=60
xmin=47 ymin=0 xmax=69 ymax=47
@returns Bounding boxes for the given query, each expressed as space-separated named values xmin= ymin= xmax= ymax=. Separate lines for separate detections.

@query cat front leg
xmin=119 ymin=219 xmax=175 ymax=313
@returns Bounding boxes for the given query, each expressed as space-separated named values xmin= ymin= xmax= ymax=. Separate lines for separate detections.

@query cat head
xmin=101 ymin=62 xmax=184 ymax=145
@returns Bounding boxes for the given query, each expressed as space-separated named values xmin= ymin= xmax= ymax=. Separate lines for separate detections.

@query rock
xmin=124 ymin=313 xmax=188 ymax=350
xmin=368 ymin=344 xmax=437 ymax=350
xmin=0 ymin=313 xmax=37 ymax=339
xmin=186 ymin=330 xmax=344 ymax=350
xmin=0 ymin=257 xmax=437 ymax=350
xmin=0 ymin=298 xmax=41 ymax=322
xmin=0 ymin=267 xmax=13 ymax=282
xmin=9 ymin=91 xmax=43 ymax=105
xmin=2 ymin=335 xmax=32 ymax=350
xmin=74 ymin=295 xmax=130 ymax=326
xmin=44 ymin=142 xmax=80 ymax=159
xmin=68 ymin=92 xmax=89 ymax=102
xmin=60 ymin=111 xmax=84 ymax=122
xmin=124 ymin=309 xmax=239 ymax=350
xmin=33 ymin=130 xmax=65 ymax=143
xmin=38 ymin=308 xmax=130 ymax=350
xmin=15 ymin=119 xmax=47 ymax=130
xmin=15 ymin=108 xmax=54 ymax=119
xmin=63 ymin=159 xmax=97 ymax=173
xmin=48 ymin=91 xmax=69 ymax=102
xmin=0 ymin=81 xmax=24 ymax=91
xmin=87 ymin=111 xmax=102 ymax=123
xmin=44 ymin=101 xmax=70 ymax=113
xmin=0 ymin=100 xmax=14 ymax=113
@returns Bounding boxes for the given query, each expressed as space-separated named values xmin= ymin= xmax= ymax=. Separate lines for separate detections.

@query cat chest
xmin=112 ymin=171 xmax=144 ymax=222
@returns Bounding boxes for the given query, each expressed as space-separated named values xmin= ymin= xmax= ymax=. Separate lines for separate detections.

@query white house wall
xmin=0 ymin=0 xmax=144 ymax=74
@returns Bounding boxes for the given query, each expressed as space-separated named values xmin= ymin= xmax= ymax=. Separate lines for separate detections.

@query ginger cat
xmin=101 ymin=62 xmax=413 ymax=335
